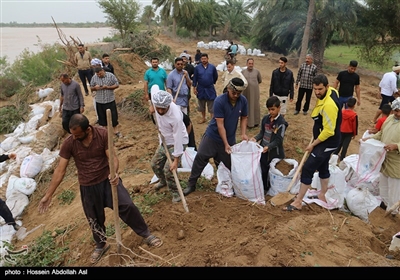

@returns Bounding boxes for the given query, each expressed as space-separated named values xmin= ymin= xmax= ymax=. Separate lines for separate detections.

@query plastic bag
xmin=215 ymin=162 xmax=234 ymax=197
xmin=268 ymin=158 xmax=299 ymax=196
xmin=231 ymin=141 xmax=265 ymax=204
xmin=345 ymin=187 xmax=380 ymax=222
xmin=181 ymin=147 xmax=214 ymax=180
xmin=20 ymin=154 xmax=43 ymax=178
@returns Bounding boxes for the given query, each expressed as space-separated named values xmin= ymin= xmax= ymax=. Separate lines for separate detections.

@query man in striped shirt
xmin=90 ymin=67 xmax=122 ymax=138
xmin=294 ymin=54 xmax=318 ymax=115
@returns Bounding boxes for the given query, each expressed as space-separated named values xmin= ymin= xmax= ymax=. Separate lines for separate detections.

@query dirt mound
xmin=112 ymin=52 xmax=149 ymax=85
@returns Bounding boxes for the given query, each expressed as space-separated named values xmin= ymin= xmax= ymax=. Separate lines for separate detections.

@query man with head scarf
xmin=150 ymin=85 xmax=189 ymax=203
xmin=183 ymin=77 xmax=249 ymax=196
xmin=362 ymin=97 xmax=400 ymax=215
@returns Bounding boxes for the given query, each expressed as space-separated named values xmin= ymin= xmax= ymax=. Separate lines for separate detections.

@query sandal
xmin=144 ymin=235 xmax=163 ymax=248
xmin=90 ymin=243 xmax=110 ymax=264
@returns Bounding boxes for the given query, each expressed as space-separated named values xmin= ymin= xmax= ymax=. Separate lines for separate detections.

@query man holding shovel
xmin=167 ymin=57 xmax=192 ymax=114
xmin=283 ymin=74 xmax=341 ymax=211
xmin=38 ymin=114 xmax=162 ymax=264
xmin=150 ymin=86 xmax=189 ymax=203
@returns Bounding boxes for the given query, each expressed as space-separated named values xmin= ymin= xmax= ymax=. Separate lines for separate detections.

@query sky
xmin=0 ymin=0 xmax=154 ymax=24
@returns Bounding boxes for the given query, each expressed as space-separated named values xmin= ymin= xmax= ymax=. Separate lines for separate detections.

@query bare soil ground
xmin=4 ymin=33 xmax=400 ymax=269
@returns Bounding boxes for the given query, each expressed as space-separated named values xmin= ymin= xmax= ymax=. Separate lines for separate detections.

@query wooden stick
xmin=173 ymin=74 xmax=185 ymax=103
xmin=106 ymin=109 xmax=122 ymax=256
xmin=149 ymin=101 xmax=189 ymax=213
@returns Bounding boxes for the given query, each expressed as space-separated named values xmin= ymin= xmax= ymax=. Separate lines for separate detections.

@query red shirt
xmin=375 ymin=116 xmax=387 ymax=131
xmin=340 ymin=109 xmax=358 ymax=136
xmin=59 ymin=126 xmax=110 ymax=186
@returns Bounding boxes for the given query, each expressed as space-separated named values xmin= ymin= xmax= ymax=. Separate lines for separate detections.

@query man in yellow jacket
xmin=284 ymin=74 xmax=342 ymax=211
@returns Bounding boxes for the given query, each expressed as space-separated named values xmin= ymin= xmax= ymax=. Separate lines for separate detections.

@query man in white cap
xmin=372 ymin=65 xmax=400 ymax=123
xmin=150 ymin=85 xmax=189 ymax=203
xmin=362 ymin=97 xmax=400 ymax=215
xmin=183 ymin=77 xmax=249 ymax=196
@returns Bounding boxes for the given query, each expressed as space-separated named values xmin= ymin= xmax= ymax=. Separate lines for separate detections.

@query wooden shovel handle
xmin=106 ymin=109 xmax=122 ymax=254
xmin=173 ymin=74 xmax=185 ymax=102
xmin=285 ymin=137 xmax=313 ymax=192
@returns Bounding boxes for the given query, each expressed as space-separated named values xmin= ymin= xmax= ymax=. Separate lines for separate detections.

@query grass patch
xmin=324 ymin=45 xmax=395 ymax=72
xmin=57 ymin=189 xmax=76 ymax=205
xmin=131 ymin=192 xmax=166 ymax=215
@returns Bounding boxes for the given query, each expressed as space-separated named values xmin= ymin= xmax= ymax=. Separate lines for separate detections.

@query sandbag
xmin=181 ymin=147 xmax=214 ymax=180
xmin=231 ymin=141 xmax=265 ymax=204
xmin=7 ymin=175 xmax=37 ymax=197
xmin=267 ymin=158 xmax=299 ymax=196
xmin=215 ymin=162 xmax=234 ymax=197
xmin=345 ymin=187 xmax=380 ymax=222
xmin=1 ymin=136 xmax=20 ymax=151
xmin=20 ymin=154 xmax=43 ymax=178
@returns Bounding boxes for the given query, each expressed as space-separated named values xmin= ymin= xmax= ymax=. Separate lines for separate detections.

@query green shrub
xmin=0 ymin=76 xmax=23 ymax=99
xmin=0 ymin=106 xmax=23 ymax=134
xmin=57 ymin=189 xmax=76 ymax=205
xmin=177 ymin=28 xmax=191 ymax=38
xmin=9 ymin=39 xmax=67 ymax=86
xmin=4 ymin=230 xmax=69 ymax=267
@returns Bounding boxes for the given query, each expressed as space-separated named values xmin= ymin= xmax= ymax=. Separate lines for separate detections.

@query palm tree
xmin=141 ymin=5 xmax=155 ymax=30
xmin=152 ymin=0 xmax=194 ymax=37
xmin=298 ymin=0 xmax=315 ymax=68
xmin=219 ymin=0 xmax=252 ymax=39
xmin=249 ymin=0 xmax=360 ymax=71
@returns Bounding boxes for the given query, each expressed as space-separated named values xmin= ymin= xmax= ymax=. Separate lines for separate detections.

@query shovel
xmin=270 ymin=137 xmax=313 ymax=206
xmin=106 ymin=109 xmax=122 ymax=256
xmin=149 ymin=101 xmax=189 ymax=213
xmin=384 ymin=200 xmax=400 ymax=217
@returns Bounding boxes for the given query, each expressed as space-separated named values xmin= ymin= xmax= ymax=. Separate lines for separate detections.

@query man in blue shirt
xmin=192 ymin=53 xmax=218 ymax=124
xmin=183 ymin=78 xmax=249 ymax=196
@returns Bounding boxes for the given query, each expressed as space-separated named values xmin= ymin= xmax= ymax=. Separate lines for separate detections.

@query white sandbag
xmin=345 ymin=187 xmax=380 ymax=222
xmin=231 ymin=141 xmax=265 ymax=204
xmin=1 ymin=136 xmax=20 ymax=152
xmin=25 ymin=114 xmax=43 ymax=133
xmin=6 ymin=192 xmax=30 ymax=218
xmin=389 ymin=232 xmax=400 ymax=252
xmin=6 ymin=175 xmax=20 ymax=198
xmin=40 ymin=148 xmax=59 ymax=172
xmin=267 ymin=158 xmax=299 ymax=196
xmin=5 ymin=122 xmax=25 ymax=138
xmin=362 ymin=130 xmax=374 ymax=139
xmin=20 ymin=154 xmax=43 ymax=178
xmin=29 ymin=104 xmax=46 ymax=116
xmin=311 ymin=164 xmax=347 ymax=195
xmin=356 ymin=139 xmax=385 ymax=183
xmin=18 ymin=134 xmax=36 ymax=144
xmin=215 ymin=162 xmax=234 ymax=197
xmin=181 ymin=147 xmax=214 ymax=180
xmin=7 ymin=175 xmax=37 ymax=197
xmin=37 ymin=87 xmax=54 ymax=98
xmin=304 ymin=184 xmax=345 ymax=210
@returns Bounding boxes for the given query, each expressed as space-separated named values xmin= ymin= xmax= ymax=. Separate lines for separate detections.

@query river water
xmin=1 ymin=27 xmax=115 ymax=64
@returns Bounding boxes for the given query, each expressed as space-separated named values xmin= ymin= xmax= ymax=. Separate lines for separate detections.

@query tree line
xmin=97 ymin=0 xmax=400 ymax=71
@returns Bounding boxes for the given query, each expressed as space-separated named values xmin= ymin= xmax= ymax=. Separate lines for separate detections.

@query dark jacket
xmin=269 ymin=68 xmax=295 ymax=99
xmin=254 ymin=114 xmax=288 ymax=161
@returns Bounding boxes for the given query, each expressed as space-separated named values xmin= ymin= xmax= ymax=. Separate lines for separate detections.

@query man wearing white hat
xmin=372 ymin=65 xmax=400 ymax=123
xmin=150 ymin=85 xmax=189 ymax=203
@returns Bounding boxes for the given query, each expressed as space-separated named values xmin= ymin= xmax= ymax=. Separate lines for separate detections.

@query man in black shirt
xmin=333 ymin=60 xmax=361 ymax=109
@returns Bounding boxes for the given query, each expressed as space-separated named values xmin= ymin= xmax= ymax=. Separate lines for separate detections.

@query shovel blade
xmin=270 ymin=192 xmax=296 ymax=207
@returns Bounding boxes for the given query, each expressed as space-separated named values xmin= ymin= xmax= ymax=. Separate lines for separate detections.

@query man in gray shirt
xmin=59 ymin=73 xmax=85 ymax=133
